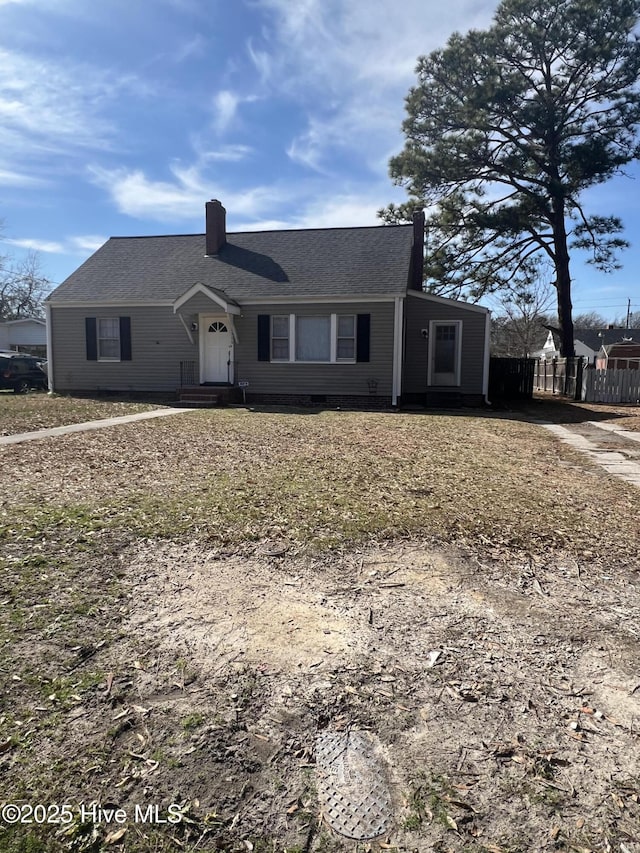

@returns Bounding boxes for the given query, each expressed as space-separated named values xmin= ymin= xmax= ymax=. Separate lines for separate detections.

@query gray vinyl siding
xmin=50 ymin=300 xmax=396 ymax=396
xmin=235 ymin=302 xmax=395 ymax=396
xmin=50 ymin=306 xmax=198 ymax=392
xmin=403 ymin=295 xmax=487 ymax=395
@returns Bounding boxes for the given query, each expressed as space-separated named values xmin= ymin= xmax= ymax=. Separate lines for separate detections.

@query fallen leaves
xmin=104 ymin=827 xmax=127 ymax=845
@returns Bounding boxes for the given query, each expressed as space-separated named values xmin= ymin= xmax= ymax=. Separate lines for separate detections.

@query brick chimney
xmin=205 ymin=199 xmax=226 ymax=255
xmin=411 ymin=209 xmax=425 ymax=291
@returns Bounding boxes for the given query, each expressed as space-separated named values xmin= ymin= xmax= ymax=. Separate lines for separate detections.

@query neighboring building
xmin=0 ymin=318 xmax=47 ymax=357
xmin=45 ymin=201 xmax=491 ymax=407
xmin=595 ymin=339 xmax=640 ymax=370
xmin=535 ymin=327 xmax=640 ymax=362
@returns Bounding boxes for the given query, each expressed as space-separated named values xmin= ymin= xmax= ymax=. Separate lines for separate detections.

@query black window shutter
xmin=257 ymin=315 xmax=270 ymax=361
xmin=85 ymin=317 xmax=97 ymax=361
xmin=120 ymin=317 xmax=132 ymax=361
xmin=356 ymin=314 xmax=370 ymax=362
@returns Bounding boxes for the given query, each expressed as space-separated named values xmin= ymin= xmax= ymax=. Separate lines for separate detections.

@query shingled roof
xmin=545 ymin=327 xmax=640 ymax=354
xmin=575 ymin=327 xmax=639 ymax=352
xmin=48 ymin=224 xmax=415 ymax=303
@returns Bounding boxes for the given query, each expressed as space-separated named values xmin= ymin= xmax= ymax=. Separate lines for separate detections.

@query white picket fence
xmin=582 ymin=368 xmax=640 ymax=403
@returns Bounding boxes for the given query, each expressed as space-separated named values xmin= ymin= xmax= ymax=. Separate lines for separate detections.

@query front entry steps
xmin=176 ymin=385 xmax=241 ymax=408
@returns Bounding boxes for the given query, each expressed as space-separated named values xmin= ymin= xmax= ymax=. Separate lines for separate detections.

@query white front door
xmin=202 ymin=317 xmax=233 ymax=383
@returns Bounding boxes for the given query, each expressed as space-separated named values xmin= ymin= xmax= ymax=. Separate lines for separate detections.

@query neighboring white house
xmin=533 ymin=327 xmax=640 ymax=362
xmin=0 ymin=318 xmax=47 ymax=357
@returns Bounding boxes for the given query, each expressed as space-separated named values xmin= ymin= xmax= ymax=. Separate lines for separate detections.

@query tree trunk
xmin=552 ymin=199 xmax=575 ymax=359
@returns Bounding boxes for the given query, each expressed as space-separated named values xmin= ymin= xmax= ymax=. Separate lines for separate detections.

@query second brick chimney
xmin=205 ymin=199 xmax=226 ymax=255
xmin=411 ymin=209 xmax=425 ymax=291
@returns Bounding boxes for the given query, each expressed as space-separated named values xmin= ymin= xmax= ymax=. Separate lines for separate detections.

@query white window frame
xmin=427 ymin=320 xmax=463 ymax=386
xmin=97 ymin=317 xmax=121 ymax=362
xmin=270 ymin=314 xmax=357 ymax=364
xmin=271 ymin=315 xmax=291 ymax=362
xmin=336 ymin=314 xmax=356 ymax=362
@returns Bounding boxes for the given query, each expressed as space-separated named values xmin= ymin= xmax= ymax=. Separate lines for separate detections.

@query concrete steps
xmin=176 ymin=385 xmax=241 ymax=407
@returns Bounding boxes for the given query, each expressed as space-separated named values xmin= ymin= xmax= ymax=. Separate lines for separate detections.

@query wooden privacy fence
xmin=582 ymin=368 xmax=640 ymax=403
xmin=533 ymin=357 xmax=584 ymax=398
xmin=534 ymin=358 xmax=640 ymax=402
xmin=489 ymin=358 xmax=535 ymax=400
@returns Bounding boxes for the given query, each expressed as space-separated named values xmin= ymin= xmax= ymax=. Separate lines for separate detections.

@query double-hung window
xmin=268 ymin=314 xmax=358 ymax=363
xmin=85 ymin=316 xmax=132 ymax=362
xmin=97 ymin=318 xmax=121 ymax=360
xmin=336 ymin=315 xmax=356 ymax=360
xmin=271 ymin=316 xmax=290 ymax=361
xmin=259 ymin=313 xmax=369 ymax=364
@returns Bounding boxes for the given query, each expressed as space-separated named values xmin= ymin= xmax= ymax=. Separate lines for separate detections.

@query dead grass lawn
xmin=1 ymin=407 xmax=639 ymax=561
xmin=1 ymin=407 xmax=638 ymax=853
xmin=0 ymin=393 xmax=169 ymax=436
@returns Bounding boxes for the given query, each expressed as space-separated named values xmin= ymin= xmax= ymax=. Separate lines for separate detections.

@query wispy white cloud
xmin=246 ymin=38 xmax=271 ymax=85
xmin=88 ymin=167 xmax=201 ymax=221
xmin=68 ymin=235 xmax=108 ymax=253
xmin=252 ymin=0 xmax=496 ymax=174
xmin=203 ymin=144 xmax=254 ymax=162
xmin=254 ymin=0 xmax=495 ymax=93
xmin=172 ymin=34 xmax=207 ymax=63
xmin=0 ymin=0 xmax=78 ymax=5
xmin=0 ymin=168 xmax=48 ymax=187
xmin=228 ymin=184 xmax=404 ymax=232
xmin=158 ymin=0 xmax=205 ymax=14
xmin=213 ymin=90 xmax=241 ymax=134
xmin=2 ymin=233 xmax=107 ymax=255
xmin=294 ymin=193 xmax=386 ymax=229
xmin=142 ymin=33 xmax=208 ymax=71
xmin=0 ymin=46 xmax=149 ymax=173
xmin=232 ymin=218 xmax=292 ymax=232
xmin=286 ymin=99 xmax=403 ymax=175
xmin=88 ymin=163 xmax=289 ymax=223
xmin=212 ymin=89 xmax=259 ymax=135
xmin=3 ymin=237 xmax=65 ymax=253
xmin=286 ymin=132 xmax=325 ymax=174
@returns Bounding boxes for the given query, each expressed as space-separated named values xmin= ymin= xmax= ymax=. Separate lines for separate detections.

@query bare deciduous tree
xmin=490 ymin=273 xmax=556 ymax=356
xmin=0 ymin=240 xmax=50 ymax=321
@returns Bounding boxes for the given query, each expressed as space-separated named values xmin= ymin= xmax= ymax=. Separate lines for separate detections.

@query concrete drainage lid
xmin=315 ymin=729 xmax=393 ymax=840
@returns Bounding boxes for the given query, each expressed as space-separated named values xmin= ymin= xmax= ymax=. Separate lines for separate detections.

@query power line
xmin=571 ymin=297 xmax=639 ymax=304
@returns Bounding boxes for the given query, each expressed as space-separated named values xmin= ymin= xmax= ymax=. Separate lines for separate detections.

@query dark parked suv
xmin=0 ymin=353 xmax=48 ymax=393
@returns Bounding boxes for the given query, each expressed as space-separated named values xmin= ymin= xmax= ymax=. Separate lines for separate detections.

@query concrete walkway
xmin=587 ymin=419 xmax=640 ymax=444
xmin=0 ymin=407 xmax=196 ymax=446
xmin=538 ymin=419 xmax=640 ymax=489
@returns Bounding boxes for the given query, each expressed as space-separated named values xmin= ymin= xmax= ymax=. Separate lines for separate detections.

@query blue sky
xmin=0 ymin=0 xmax=638 ymax=321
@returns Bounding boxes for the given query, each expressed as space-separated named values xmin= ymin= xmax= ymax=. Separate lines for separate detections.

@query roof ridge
xmin=107 ymin=223 xmax=412 ymax=241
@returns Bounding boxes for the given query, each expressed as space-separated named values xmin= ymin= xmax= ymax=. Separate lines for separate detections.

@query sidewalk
xmin=0 ymin=407 xmax=196 ymax=446
xmin=537 ymin=418 xmax=640 ymax=488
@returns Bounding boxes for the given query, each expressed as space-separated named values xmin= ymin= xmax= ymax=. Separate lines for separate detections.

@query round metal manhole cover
xmin=315 ymin=730 xmax=393 ymax=840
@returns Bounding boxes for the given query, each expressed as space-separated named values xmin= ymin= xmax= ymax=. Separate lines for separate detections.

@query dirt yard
xmin=1 ymin=403 xmax=639 ymax=853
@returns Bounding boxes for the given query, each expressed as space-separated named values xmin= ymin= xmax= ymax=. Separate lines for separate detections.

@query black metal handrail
xmin=180 ymin=360 xmax=196 ymax=386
